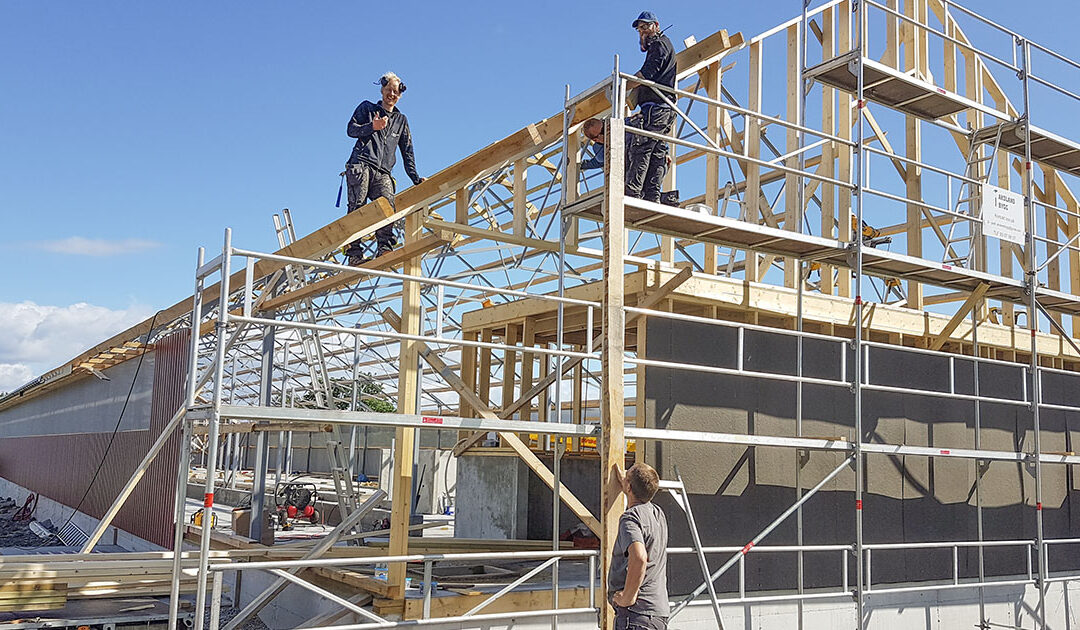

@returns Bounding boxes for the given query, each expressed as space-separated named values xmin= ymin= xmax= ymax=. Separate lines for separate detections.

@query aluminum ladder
xmin=326 ymin=436 xmax=362 ymax=544
xmin=942 ymin=123 xmax=1004 ymax=267
xmin=659 ymin=471 xmax=726 ymax=629
xmin=272 ymin=209 xmax=333 ymax=408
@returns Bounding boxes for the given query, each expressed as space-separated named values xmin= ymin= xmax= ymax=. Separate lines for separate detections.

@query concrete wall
xmin=644 ymin=316 xmax=1080 ymax=594
xmin=455 ymin=455 xmax=531 ymax=539
xmin=455 ymin=454 xmax=600 ymax=540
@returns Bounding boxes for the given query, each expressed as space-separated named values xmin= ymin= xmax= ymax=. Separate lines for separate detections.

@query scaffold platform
xmin=805 ymin=50 xmax=1007 ymax=122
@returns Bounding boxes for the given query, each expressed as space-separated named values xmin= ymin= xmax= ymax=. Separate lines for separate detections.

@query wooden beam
xmin=387 ymin=210 xmax=423 ymax=600
xmin=600 ymin=115 xmax=627 ymax=630
xmin=704 ymin=61 xmax=722 ymax=275
xmin=929 ymin=283 xmax=989 ymax=351
xmin=256 ymin=233 xmax=450 ymax=315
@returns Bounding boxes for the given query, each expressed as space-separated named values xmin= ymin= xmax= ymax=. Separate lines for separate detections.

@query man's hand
xmin=612 ymin=589 xmax=637 ymax=608
xmin=372 ymin=114 xmax=389 ymax=131
xmin=614 ymin=463 xmax=626 ymax=487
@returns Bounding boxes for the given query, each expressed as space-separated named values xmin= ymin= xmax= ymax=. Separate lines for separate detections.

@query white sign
xmin=981 ymin=184 xmax=1025 ymax=246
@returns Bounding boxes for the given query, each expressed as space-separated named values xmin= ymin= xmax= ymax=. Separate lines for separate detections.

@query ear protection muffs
xmin=376 ymin=76 xmax=407 ymax=93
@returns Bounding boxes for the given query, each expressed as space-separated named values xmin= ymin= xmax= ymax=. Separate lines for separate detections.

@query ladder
xmin=272 ymin=209 xmax=333 ymax=408
xmin=326 ymin=436 xmax=362 ymax=544
xmin=659 ymin=471 xmax=726 ymax=629
xmin=942 ymin=124 xmax=1005 ymax=267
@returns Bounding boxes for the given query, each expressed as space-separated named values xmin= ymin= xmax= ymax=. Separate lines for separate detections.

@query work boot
xmin=660 ymin=190 xmax=680 ymax=207
xmin=348 ymin=254 xmax=367 ymax=266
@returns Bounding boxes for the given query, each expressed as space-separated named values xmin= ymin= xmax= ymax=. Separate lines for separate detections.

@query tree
xmin=298 ymin=375 xmax=396 ymax=413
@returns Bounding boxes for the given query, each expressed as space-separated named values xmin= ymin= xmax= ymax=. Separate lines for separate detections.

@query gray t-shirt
xmin=608 ymin=501 xmax=669 ymax=617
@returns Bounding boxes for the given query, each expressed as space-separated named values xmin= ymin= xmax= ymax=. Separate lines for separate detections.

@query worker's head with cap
xmin=632 ymin=11 xmax=661 ymax=49
xmin=376 ymin=71 xmax=406 ymax=110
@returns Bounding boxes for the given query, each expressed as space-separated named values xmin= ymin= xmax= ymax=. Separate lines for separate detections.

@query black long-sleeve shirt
xmin=346 ymin=100 xmax=421 ymax=185
xmin=636 ymin=33 xmax=676 ymax=107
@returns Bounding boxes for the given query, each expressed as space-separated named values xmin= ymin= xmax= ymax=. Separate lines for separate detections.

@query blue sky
xmin=1 ymin=1 xmax=1077 ymax=388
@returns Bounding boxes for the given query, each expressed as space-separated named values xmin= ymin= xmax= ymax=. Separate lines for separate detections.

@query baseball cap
xmin=632 ymin=11 xmax=659 ymax=28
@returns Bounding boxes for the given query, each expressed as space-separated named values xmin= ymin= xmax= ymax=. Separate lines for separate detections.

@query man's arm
xmin=398 ymin=119 xmax=423 ymax=185
xmin=347 ymin=103 xmax=376 ymax=139
xmin=580 ymin=144 xmax=605 ymax=171
xmin=613 ymin=541 xmax=648 ymax=607
xmin=637 ymin=37 xmax=666 ymax=82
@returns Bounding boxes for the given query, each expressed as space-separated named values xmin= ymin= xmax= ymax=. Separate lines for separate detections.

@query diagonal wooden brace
xmin=381 ymin=308 xmax=602 ymax=536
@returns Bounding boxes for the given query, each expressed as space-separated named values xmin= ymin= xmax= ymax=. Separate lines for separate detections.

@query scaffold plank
xmin=973 ymin=121 xmax=1080 ymax=176
xmin=805 ymin=51 xmax=1008 ymax=122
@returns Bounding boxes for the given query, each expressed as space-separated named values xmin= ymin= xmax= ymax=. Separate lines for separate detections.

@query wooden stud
xmin=836 ymin=1 xmax=853 ymax=297
xmin=820 ymin=6 xmax=837 ymax=295
xmin=479 ymin=328 xmax=493 ymax=408
xmin=705 ymin=61 xmax=722 ymax=275
xmin=566 ymin=130 xmax=581 ymax=247
xmin=784 ymin=23 xmax=801 ymax=289
xmin=455 ymin=187 xmax=468 ymax=224
xmin=513 ymin=159 xmax=527 ymax=238
xmin=745 ymin=41 xmax=764 ymax=283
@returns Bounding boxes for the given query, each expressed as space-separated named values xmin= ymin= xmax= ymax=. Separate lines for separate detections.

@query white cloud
xmin=33 ymin=237 xmax=161 ymax=256
xmin=0 ymin=301 xmax=154 ymax=391
xmin=0 ymin=364 xmax=34 ymax=393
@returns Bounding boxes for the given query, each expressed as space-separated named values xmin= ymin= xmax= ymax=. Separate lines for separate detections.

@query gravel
xmin=203 ymin=607 xmax=271 ymax=630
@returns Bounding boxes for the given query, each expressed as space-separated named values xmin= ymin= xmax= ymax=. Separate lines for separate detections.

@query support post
xmin=705 ymin=61 xmax=722 ymax=275
xmin=600 ymin=114 xmax=627 ymax=630
xmin=389 ymin=210 xmax=422 ymax=600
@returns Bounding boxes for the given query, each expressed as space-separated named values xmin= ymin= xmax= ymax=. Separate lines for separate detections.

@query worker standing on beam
xmin=343 ymin=71 xmax=425 ymax=265
xmin=625 ymin=11 xmax=676 ymax=203
xmin=610 ymin=462 xmax=669 ymax=629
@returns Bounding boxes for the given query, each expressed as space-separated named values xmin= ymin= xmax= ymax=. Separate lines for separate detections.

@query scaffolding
xmin=33 ymin=1 xmax=1080 ymax=629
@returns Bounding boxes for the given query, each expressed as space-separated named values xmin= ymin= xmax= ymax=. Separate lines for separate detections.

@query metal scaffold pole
xmin=796 ymin=4 xmax=809 ymax=628
xmin=193 ymin=229 xmax=233 ymax=630
xmin=169 ymin=246 xmax=206 ymax=630
xmin=853 ymin=1 xmax=868 ymax=627
xmin=1020 ymin=36 xmax=1048 ymax=630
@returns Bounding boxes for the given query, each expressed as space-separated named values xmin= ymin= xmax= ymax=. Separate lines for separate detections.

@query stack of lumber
xmin=0 ymin=580 xmax=66 ymax=612
xmin=0 ymin=551 xmax=232 ymax=602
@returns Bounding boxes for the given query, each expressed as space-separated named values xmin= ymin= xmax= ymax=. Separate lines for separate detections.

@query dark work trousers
xmin=625 ymin=104 xmax=676 ymax=203
xmin=614 ymin=609 xmax=668 ymax=630
xmin=344 ymin=161 xmax=397 ymax=256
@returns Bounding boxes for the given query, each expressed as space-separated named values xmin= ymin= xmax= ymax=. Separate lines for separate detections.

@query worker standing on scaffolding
xmin=343 ymin=71 xmax=425 ymax=265
xmin=625 ymin=11 xmax=676 ymax=203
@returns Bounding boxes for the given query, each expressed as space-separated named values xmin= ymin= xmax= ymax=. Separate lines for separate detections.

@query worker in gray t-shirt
xmin=610 ymin=461 xmax=669 ymax=629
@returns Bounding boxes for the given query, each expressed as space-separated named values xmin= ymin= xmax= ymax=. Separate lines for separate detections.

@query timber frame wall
xmin=9 ymin=2 xmax=1080 ymax=629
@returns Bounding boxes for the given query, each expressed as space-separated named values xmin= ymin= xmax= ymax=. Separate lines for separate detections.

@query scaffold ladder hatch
xmin=943 ymin=124 xmax=1004 ymax=267
xmin=272 ymin=209 xmax=332 ymax=409
xmin=659 ymin=471 xmax=726 ymax=629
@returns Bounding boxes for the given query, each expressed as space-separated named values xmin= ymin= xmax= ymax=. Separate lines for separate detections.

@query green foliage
xmin=298 ymin=374 xmax=396 ymax=413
